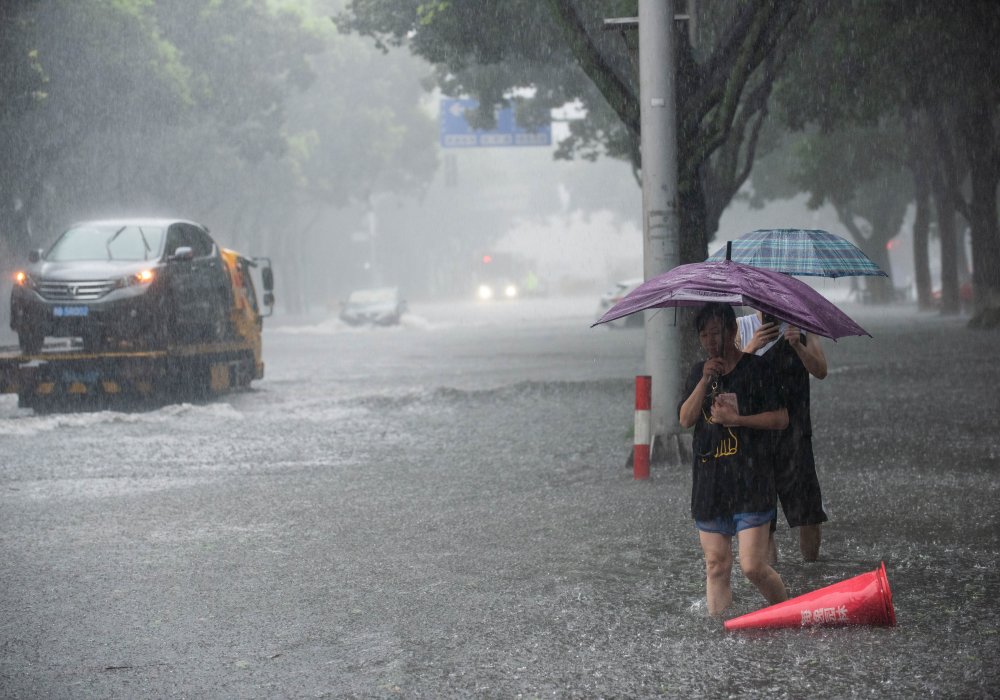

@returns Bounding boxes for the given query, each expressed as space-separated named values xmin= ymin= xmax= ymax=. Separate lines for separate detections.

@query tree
xmin=240 ymin=25 xmax=440 ymax=310
xmin=770 ymin=0 xmax=1000 ymax=323
xmin=0 ymin=0 xmax=327 ymax=255
xmin=336 ymin=0 xmax=819 ymax=266
xmin=151 ymin=0 xmax=322 ymax=164
xmin=747 ymin=122 xmax=911 ymax=303
xmin=0 ymin=0 xmax=191 ymax=256
xmin=0 ymin=0 xmax=445 ymax=322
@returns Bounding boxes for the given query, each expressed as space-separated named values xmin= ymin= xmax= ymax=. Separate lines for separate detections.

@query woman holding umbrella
xmin=679 ymin=303 xmax=790 ymax=616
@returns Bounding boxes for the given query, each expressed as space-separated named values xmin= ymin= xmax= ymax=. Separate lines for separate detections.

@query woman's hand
xmin=702 ymin=356 xmax=726 ymax=380
xmin=745 ymin=321 xmax=780 ymax=353
xmin=681 ymin=362 xmax=723 ymax=429
xmin=784 ymin=325 xmax=803 ymax=347
xmin=710 ymin=396 xmax=740 ymax=427
xmin=785 ymin=326 xmax=828 ymax=379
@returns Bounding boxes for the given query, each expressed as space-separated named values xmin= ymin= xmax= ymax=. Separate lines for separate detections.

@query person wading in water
xmin=679 ymin=303 xmax=789 ymax=616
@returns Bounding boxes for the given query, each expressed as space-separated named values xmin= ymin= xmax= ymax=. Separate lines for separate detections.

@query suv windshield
xmin=46 ymin=225 xmax=166 ymax=262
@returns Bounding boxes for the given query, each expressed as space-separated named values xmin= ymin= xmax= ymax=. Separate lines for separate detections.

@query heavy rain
xmin=1 ymin=1 xmax=998 ymax=698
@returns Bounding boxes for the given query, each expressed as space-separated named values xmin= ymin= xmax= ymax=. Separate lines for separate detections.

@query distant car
xmin=595 ymin=277 xmax=644 ymax=328
xmin=10 ymin=218 xmax=233 ymax=353
xmin=339 ymin=287 xmax=407 ymax=326
xmin=476 ymin=278 xmax=520 ymax=301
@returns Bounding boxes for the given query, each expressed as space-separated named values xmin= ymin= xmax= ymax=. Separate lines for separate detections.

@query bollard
xmin=634 ymin=375 xmax=652 ymax=480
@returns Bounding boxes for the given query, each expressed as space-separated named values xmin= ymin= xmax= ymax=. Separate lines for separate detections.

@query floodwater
xmin=0 ymin=298 xmax=997 ymax=698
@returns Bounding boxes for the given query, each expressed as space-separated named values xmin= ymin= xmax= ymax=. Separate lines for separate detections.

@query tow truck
xmin=0 ymin=249 xmax=274 ymax=412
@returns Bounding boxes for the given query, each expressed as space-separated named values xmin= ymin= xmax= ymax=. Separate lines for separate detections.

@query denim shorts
xmin=696 ymin=509 xmax=776 ymax=537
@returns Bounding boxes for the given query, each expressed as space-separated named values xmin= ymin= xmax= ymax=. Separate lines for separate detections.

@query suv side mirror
xmin=28 ymin=248 xmax=42 ymax=263
xmin=261 ymin=266 xmax=274 ymax=292
xmin=169 ymin=246 xmax=194 ymax=262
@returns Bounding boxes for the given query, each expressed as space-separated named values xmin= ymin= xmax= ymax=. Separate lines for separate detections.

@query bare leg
xmin=737 ymin=523 xmax=788 ymax=605
xmin=799 ymin=524 xmax=821 ymax=561
xmin=767 ymin=531 xmax=778 ymax=565
xmin=699 ymin=531 xmax=734 ymax=616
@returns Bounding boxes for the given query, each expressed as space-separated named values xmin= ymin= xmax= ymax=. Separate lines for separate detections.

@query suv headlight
xmin=14 ymin=271 xmax=36 ymax=289
xmin=117 ymin=269 xmax=155 ymax=288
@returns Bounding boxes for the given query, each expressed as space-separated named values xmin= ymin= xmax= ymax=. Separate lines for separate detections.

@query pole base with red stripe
xmin=633 ymin=375 xmax=652 ymax=480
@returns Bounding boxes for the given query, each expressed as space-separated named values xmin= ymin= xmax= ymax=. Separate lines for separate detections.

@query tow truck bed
xmin=0 ymin=340 xmax=261 ymax=412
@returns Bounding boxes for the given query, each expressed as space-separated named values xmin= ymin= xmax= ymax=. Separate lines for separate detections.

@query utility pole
xmin=638 ymin=0 xmax=682 ymax=460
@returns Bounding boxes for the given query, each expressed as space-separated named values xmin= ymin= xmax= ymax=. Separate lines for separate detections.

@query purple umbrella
xmin=592 ymin=260 xmax=869 ymax=340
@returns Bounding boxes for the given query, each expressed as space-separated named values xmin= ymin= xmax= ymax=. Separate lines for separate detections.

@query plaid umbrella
xmin=706 ymin=229 xmax=887 ymax=278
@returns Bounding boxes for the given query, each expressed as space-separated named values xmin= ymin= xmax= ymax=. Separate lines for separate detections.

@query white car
xmin=595 ymin=277 xmax=644 ymax=328
xmin=339 ymin=287 xmax=407 ymax=326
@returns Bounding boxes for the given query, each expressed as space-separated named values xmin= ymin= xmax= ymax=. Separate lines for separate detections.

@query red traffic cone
xmin=724 ymin=561 xmax=896 ymax=631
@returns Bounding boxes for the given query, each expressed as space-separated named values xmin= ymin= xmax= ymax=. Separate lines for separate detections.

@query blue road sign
xmin=440 ymin=98 xmax=551 ymax=148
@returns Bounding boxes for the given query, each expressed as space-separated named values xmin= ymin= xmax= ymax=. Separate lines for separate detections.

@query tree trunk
xmin=960 ymin=98 xmax=1000 ymax=325
xmin=931 ymin=167 xmax=961 ymax=315
xmin=864 ymin=247 xmax=894 ymax=304
xmin=911 ymin=164 xmax=933 ymax=310
xmin=906 ymin=114 xmax=935 ymax=310
xmin=834 ymin=206 xmax=894 ymax=304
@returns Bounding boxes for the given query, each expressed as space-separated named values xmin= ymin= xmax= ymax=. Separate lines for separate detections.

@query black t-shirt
xmin=762 ymin=335 xmax=812 ymax=436
xmin=681 ymin=354 xmax=785 ymax=520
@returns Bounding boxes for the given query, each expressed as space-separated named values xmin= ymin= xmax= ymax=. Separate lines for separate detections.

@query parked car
xmin=595 ymin=277 xmax=644 ymax=328
xmin=339 ymin=287 xmax=407 ymax=326
xmin=10 ymin=218 xmax=233 ymax=353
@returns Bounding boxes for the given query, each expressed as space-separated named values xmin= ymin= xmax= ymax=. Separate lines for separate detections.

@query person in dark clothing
xmin=738 ymin=311 xmax=828 ymax=562
xmin=679 ymin=303 xmax=789 ymax=616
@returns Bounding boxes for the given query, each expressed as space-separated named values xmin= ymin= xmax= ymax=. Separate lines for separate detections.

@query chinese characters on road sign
xmin=440 ymin=98 xmax=551 ymax=149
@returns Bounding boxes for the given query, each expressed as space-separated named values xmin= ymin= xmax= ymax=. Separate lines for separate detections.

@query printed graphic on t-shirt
xmin=700 ymin=402 xmax=740 ymax=462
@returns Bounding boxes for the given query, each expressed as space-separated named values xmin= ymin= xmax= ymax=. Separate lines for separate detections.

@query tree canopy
xmin=0 ymin=0 xmax=440 ymax=316
xmin=761 ymin=0 xmax=1000 ymax=318
xmin=337 ymin=0 xmax=818 ymax=265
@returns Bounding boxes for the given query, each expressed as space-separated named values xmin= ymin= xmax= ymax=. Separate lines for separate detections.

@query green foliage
xmin=0 ymin=0 xmax=439 ymax=263
xmin=336 ymin=0 xmax=630 ymax=158
xmin=775 ymin=0 xmax=999 ymax=136
xmin=337 ymin=0 xmax=823 ymax=282
xmin=0 ymin=0 xmax=192 ymax=249
xmin=758 ymin=0 xmax=1000 ymax=306
xmin=151 ymin=0 xmax=323 ymax=162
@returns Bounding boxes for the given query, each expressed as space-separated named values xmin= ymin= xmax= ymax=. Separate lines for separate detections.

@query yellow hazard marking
xmin=134 ymin=381 xmax=153 ymax=395
xmin=210 ymin=364 xmax=231 ymax=392
xmin=68 ymin=382 xmax=87 ymax=394
xmin=101 ymin=381 xmax=121 ymax=394
xmin=36 ymin=382 xmax=55 ymax=395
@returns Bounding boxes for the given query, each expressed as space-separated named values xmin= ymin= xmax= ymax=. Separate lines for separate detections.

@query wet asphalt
xmin=0 ymin=299 xmax=997 ymax=698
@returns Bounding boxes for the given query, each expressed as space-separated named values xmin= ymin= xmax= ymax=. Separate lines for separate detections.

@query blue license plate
xmin=53 ymin=305 xmax=89 ymax=317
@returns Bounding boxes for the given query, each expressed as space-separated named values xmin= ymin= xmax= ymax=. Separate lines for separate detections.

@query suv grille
xmin=38 ymin=279 xmax=116 ymax=301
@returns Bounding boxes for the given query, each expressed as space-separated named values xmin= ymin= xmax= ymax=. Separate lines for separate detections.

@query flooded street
xmin=1 ymin=298 xmax=997 ymax=698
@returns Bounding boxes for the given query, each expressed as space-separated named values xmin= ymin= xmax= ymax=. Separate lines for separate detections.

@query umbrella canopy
xmin=592 ymin=260 xmax=870 ymax=340
xmin=706 ymin=228 xmax=887 ymax=278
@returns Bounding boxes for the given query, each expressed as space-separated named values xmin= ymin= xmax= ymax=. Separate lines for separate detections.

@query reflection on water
xmin=1 ymin=306 xmax=997 ymax=697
